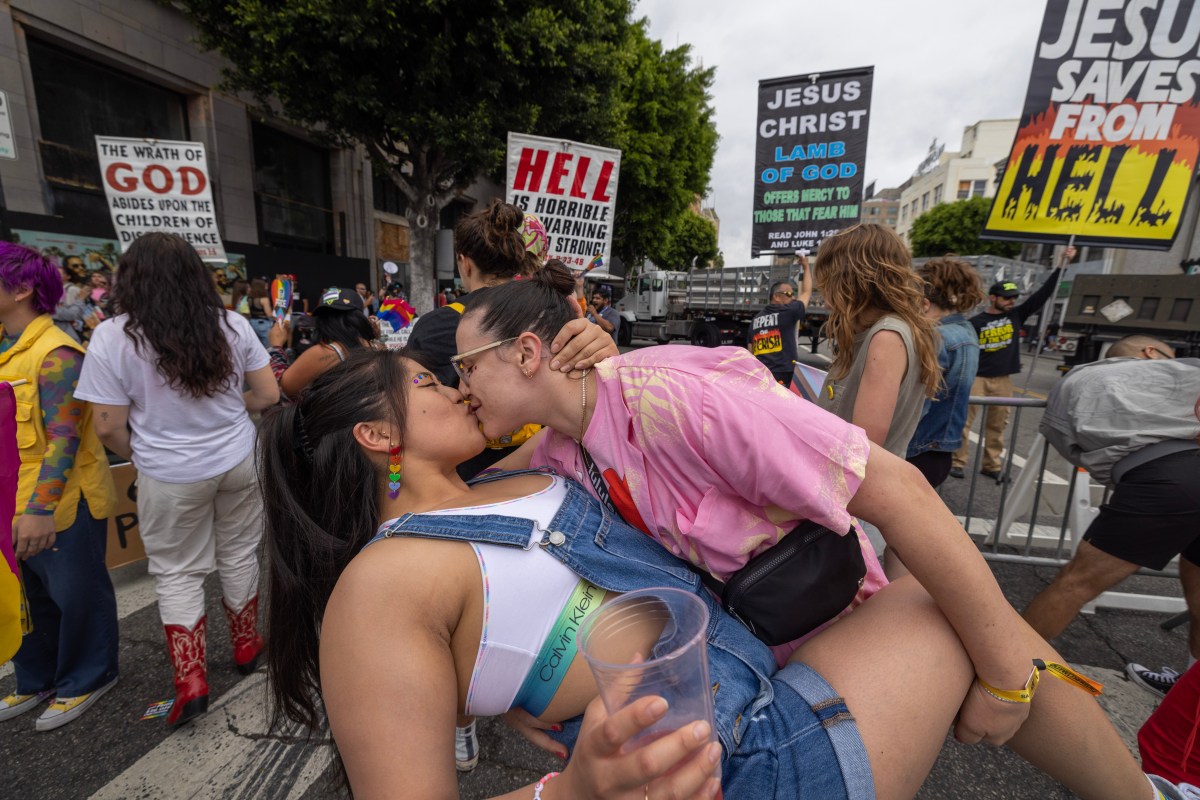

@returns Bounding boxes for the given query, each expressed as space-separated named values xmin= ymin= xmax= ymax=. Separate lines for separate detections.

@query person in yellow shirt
xmin=0 ymin=243 xmax=118 ymax=731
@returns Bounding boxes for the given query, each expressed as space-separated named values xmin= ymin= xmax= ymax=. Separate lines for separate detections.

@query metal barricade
xmin=955 ymin=395 xmax=1181 ymax=594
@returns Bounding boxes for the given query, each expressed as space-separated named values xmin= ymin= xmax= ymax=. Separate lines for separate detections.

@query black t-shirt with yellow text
xmin=748 ymin=301 xmax=806 ymax=375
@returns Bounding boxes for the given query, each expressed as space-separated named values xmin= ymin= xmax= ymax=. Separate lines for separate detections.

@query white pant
xmin=137 ymin=450 xmax=263 ymax=628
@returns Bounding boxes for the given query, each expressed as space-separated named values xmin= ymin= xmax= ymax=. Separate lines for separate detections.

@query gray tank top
xmin=818 ymin=315 xmax=927 ymax=457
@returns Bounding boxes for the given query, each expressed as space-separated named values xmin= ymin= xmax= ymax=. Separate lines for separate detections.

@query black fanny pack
xmin=580 ymin=447 xmax=866 ymax=646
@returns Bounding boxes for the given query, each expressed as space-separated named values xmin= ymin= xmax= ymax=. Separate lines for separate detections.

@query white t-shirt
xmin=76 ymin=310 xmax=269 ymax=483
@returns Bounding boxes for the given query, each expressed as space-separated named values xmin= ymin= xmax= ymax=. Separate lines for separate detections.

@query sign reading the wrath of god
xmin=95 ymin=136 xmax=226 ymax=262
xmin=506 ymin=132 xmax=621 ymax=269
xmin=982 ymin=0 xmax=1200 ymax=250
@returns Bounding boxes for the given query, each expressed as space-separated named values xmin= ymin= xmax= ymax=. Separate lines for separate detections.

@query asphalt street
xmin=0 ymin=339 xmax=1186 ymax=799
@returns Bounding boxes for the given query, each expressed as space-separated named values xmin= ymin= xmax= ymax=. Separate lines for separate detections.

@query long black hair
xmin=462 ymin=259 xmax=577 ymax=341
xmin=111 ymin=232 xmax=236 ymax=398
xmin=313 ymin=309 xmax=376 ymax=353
xmin=259 ymin=348 xmax=411 ymax=784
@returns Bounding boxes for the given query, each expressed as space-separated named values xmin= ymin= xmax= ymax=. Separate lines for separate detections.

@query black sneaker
xmin=1126 ymin=662 xmax=1180 ymax=697
xmin=948 ymin=466 xmax=965 ymax=479
xmin=980 ymin=470 xmax=1010 ymax=484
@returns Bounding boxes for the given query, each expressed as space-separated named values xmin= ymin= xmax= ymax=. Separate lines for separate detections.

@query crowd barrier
xmin=954 ymin=395 xmax=1186 ymax=617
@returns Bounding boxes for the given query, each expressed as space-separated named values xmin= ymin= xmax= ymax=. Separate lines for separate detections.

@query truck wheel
xmin=617 ymin=325 xmax=632 ymax=347
xmin=690 ymin=322 xmax=721 ymax=348
xmin=654 ymin=334 xmax=670 ymax=345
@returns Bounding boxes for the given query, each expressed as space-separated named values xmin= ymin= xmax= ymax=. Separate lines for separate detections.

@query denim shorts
xmin=723 ymin=662 xmax=875 ymax=799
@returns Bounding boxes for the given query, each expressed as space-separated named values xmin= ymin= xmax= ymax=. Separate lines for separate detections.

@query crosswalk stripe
xmin=88 ymin=672 xmax=329 ymax=800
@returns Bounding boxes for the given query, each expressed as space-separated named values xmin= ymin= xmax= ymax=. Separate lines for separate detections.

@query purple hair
xmin=0 ymin=242 xmax=65 ymax=314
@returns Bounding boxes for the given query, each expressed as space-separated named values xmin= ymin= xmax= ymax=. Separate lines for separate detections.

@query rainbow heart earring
xmin=387 ymin=442 xmax=403 ymax=499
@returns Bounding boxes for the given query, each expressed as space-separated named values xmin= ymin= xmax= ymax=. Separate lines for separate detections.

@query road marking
xmin=89 ymin=672 xmax=329 ymax=800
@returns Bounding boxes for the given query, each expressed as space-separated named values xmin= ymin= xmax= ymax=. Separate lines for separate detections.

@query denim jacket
xmin=906 ymin=314 xmax=980 ymax=457
xmin=367 ymin=470 xmax=779 ymax=762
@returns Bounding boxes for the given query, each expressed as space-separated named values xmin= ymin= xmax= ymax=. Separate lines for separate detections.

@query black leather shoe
xmin=981 ymin=470 xmax=1010 ymax=484
xmin=948 ymin=466 xmax=964 ymax=479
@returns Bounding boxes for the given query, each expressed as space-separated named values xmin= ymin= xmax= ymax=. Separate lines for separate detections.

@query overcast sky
xmin=637 ymin=0 xmax=1049 ymax=264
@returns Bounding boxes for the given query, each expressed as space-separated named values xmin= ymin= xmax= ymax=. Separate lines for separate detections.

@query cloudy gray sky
xmin=638 ymin=0 xmax=1049 ymax=263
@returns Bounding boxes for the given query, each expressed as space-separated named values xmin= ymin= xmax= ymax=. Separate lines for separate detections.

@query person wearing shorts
xmin=1023 ymin=338 xmax=1200 ymax=668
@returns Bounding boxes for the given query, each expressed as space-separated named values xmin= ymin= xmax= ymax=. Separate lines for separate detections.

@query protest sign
xmin=95 ymin=136 xmax=226 ymax=262
xmin=506 ymin=133 xmax=621 ymax=269
xmin=752 ymin=67 xmax=873 ymax=256
xmin=982 ymin=0 xmax=1200 ymax=250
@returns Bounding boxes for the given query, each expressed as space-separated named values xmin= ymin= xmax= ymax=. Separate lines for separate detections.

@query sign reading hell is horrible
xmin=752 ymin=67 xmax=874 ymax=256
xmin=95 ymin=135 xmax=226 ymax=262
xmin=506 ymin=133 xmax=621 ymax=269
xmin=982 ymin=0 xmax=1200 ymax=250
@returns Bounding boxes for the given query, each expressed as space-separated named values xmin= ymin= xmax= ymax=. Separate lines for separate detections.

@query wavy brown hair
xmin=454 ymin=199 xmax=541 ymax=279
xmin=814 ymin=223 xmax=941 ymax=398
xmin=111 ymin=233 xmax=236 ymax=398
xmin=918 ymin=257 xmax=985 ymax=314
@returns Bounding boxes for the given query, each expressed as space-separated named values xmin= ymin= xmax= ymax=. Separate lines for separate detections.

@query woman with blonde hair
xmin=906 ymin=257 xmax=986 ymax=487
xmin=813 ymin=223 xmax=941 ymax=457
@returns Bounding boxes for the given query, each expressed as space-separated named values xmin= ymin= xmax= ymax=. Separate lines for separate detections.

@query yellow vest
xmin=0 ymin=315 xmax=116 ymax=530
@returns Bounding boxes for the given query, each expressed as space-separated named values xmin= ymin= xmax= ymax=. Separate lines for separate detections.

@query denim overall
xmin=367 ymin=470 xmax=874 ymax=799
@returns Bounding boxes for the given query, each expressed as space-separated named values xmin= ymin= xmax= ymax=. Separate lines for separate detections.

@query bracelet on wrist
xmin=976 ymin=659 xmax=1104 ymax=704
xmin=532 ymin=771 xmax=560 ymax=799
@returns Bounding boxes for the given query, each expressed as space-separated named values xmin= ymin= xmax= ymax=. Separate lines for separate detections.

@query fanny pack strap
xmin=579 ymin=444 xmax=727 ymax=598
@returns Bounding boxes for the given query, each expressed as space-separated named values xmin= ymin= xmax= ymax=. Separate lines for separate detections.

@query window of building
xmin=28 ymin=38 xmax=190 ymax=224
xmin=373 ymin=170 xmax=409 ymax=217
xmin=957 ymin=180 xmax=971 ymax=199
xmin=933 ymin=185 xmax=943 ymax=204
xmin=921 ymin=192 xmax=929 ymax=211
xmin=972 ymin=179 xmax=987 ymax=198
xmin=253 ymin=123 xmax=334 ymax=253
xmin=901 ymin=205 xmax=907 ymax=222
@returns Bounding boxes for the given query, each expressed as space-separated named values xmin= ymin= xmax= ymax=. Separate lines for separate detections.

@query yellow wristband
xmin=977 ymin=659 xmax=1104 ymax=704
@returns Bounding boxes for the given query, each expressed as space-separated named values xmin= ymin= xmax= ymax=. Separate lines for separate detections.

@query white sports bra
xmin=378 ymin=475 xmax=584 ymax=717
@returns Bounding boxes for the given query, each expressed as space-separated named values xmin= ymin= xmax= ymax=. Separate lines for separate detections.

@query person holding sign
xmin=0 ymin=243 xmax=118 ymax=732
xmin=747 ymin=251 xmax=813 ymax=386
xmin=949 ymin=247 xmax=1072 ymax=482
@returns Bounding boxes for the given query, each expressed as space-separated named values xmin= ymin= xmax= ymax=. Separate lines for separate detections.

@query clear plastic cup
xmin=578 ymin=587 xmax=720 ymax=772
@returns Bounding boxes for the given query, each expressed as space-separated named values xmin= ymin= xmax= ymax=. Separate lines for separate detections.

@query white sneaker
xmin=0 ymin=690 xmax=54 ymax=722
xmin=1127 ymin=663 xmax=1181 ymax=697
xmin=455 ymin=720 xmax=479 ymax=772
xmin=35 ymin=677 xmax=117 ymax=732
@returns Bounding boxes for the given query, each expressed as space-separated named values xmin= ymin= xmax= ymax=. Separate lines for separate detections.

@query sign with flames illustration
xmin=982 ymin=0 xmax=1200 ymax=250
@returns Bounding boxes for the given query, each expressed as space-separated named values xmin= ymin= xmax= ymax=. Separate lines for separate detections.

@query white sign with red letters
xmin=95 ymin=135 xmax=225 ymax=262
xmin=506 ymin=132 xmax=621 ymax=269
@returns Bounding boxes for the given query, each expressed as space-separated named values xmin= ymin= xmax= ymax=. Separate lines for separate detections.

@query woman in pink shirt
xmin=453 ymin=263 xmax=1113 ymax=773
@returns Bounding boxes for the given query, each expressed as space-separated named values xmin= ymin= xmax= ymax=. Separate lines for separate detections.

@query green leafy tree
xmin=647 ymin=211 xmax=718 ymax=269
xmin=609 ymin=26 xmax=718 ymax=269
xmin=909 ymin=196 xmax=1021 ymax=258
xmin=176 ymin=0 xmax=633 ymax=309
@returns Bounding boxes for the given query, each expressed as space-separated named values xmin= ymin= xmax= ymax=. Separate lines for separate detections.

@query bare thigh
xmin=790 ymin=577 xmax=972 ymax=800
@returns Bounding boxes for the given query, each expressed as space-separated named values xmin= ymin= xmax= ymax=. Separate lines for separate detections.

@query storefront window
xmin=252 ymin=123 xmax=334 ymax=253
xmin=28 ymin=39 xmax=189 ymax=223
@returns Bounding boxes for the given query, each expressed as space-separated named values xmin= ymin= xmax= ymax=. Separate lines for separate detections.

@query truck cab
xmin=1058 ymin=273 xmax=1200 ymax=367
xmin=614 ymin=270 xmax=687 ymax=345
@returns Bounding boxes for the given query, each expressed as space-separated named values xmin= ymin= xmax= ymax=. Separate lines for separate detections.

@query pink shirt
xmin=533 ymin=346 xmax=889 ymax=661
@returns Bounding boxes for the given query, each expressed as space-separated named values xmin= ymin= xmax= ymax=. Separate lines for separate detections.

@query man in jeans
xmin=950 ymin=247 xmax=1072 ymax=481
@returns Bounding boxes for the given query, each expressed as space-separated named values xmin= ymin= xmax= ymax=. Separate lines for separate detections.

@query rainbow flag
xmin=378 ymin=297 xmax=416 ymax=330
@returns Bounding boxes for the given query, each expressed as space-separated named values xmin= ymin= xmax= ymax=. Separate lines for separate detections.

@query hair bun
xmin=489 ymin=202 xmax=524 ymax=233
xmin=534 ymin=260 xmax=576 ymax=297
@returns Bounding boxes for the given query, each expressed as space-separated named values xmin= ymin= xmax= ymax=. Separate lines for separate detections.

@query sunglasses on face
xmin=449 ymin=337 xmax=519 ymax=385
xmin=776 ymin=290 xmax=795 ymax=298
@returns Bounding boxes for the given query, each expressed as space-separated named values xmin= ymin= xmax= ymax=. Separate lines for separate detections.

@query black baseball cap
xmin=314 ymin=287 xmax=365 ymax=314
xmin=989 ymin=281 xmax=1021 ymax=298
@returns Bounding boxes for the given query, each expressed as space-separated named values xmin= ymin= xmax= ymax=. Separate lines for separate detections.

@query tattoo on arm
xmin=101 ymin=411 xmax=109 ymax=421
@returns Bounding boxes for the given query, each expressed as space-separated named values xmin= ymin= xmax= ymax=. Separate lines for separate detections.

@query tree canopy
xmin=909 ymin=196 xmax=1021 ymax=258
xmin=646 ymin=210 xmax=718 ymax=270
xmin=175 ymin=0 xmax=718 ymax=305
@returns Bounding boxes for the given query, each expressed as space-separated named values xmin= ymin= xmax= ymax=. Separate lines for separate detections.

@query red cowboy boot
xmin=223 ymin=595 xmax=264 ymax=675
xmin=164 ymin=617 xmax=208 ymax=727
